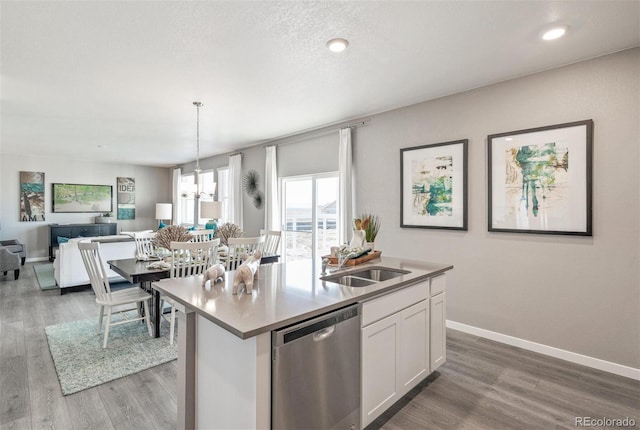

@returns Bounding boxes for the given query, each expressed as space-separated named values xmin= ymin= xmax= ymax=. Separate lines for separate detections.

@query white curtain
xmin=172 ymin=167 xmax=181 ymax=225
xmin=264 ymin=146 xmax=280 ymax=231
xmin=339 ymin=128 xmax=354 ymax=244
xmin=229 ymin=153 xmax=243 ymax=228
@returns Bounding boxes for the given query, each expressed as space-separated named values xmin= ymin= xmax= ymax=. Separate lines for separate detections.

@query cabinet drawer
xmin=430 ymin=274 xmax=446 ymax=296
xmin=362 ymin=281 xmax=428 ymax=327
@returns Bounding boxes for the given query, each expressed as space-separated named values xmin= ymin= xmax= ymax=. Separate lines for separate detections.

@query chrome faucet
xmin=337 ymin=250 xmax=359 ymax=270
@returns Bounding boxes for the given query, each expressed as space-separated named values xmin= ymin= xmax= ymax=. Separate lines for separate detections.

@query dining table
xmin=107 ymin=253 xmax=280 ymax=338
xmin=107 ymin=257 xmax=170 ymax=338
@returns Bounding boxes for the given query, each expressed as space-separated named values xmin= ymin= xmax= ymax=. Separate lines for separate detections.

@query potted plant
xmin=94 ymin=212 xmax=115 ymax=224
xmin=354 ymin=213 xmax=380 ymax=251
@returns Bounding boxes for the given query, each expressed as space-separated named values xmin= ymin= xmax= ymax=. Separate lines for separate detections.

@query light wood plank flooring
xmin=1 ymin=263 xmax=639 ymax=429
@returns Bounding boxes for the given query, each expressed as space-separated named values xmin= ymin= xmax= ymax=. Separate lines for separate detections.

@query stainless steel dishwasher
xmin=272 ymin=304 xmax=361 ymax=430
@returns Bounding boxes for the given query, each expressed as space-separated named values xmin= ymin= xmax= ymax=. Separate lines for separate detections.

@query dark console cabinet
xmin=48 ymin=223 xmax=117 ymax=261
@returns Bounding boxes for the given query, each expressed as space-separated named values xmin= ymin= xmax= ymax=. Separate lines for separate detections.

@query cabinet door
xmin=430 ymin=292 xmax=447 ymax=371
xmin=100 ymin=224 xmax=117 ymax=235
xmin=399 ymin=300 xmax=429 ymax=395
xmin=361 ymin=313 xmax=400 ymax=428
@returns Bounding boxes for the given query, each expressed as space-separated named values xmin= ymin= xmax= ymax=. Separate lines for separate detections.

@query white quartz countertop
xmin=152 ymin=256 xmax=453 ymax=339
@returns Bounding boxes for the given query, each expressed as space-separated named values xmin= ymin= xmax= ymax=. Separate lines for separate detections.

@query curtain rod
xmin=262 ymin=119 xmax=369 ymax=148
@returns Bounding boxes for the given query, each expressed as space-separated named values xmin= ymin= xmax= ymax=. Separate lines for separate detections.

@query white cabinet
xmin=361 ymin=299 xmax=430 ymax=428
xmin=399 ymin=300 xmax=429 ymax=392
xmin=361 ymin=312 xmax=400 ymax=426
xmin=361 ymin=275 xmax=447 ymax=428
xmin=430 ymin=292 xmax=446 ymax=371
xmin=429 ymin=273 xmax=447 ymax=372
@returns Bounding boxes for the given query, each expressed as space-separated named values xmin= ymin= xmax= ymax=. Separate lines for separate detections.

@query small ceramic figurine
xmin=233 ymin=250 xmax=262 ymax=294
xmin=202 ymin=263 xmax=226 ymax=287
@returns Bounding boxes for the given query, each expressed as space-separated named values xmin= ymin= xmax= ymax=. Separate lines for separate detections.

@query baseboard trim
xmin=446 ymin=320 xmax=640 ymax=381
xmin=26 ymin=257 xmax=49 ymax=263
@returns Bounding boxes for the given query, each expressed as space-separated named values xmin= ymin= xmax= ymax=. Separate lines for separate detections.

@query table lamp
xmin=155 ymin=203 xmax=172 ymax=229
xmin=201 ymin=201 xmax=222 ymax=233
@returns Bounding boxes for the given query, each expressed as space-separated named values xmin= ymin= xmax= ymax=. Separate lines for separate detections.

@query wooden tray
xmin=324 ymin=250 xmax=381 ymax=266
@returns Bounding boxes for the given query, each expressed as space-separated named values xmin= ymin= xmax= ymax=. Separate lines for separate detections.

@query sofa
xmin=53 ymin=235 xmax=136 ymax=291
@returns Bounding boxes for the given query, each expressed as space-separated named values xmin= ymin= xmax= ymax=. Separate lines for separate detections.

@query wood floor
xmin=1 ymin=263 xmax=639 ymax=430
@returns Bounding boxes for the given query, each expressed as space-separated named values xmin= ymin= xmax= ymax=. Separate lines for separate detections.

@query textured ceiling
xmin=1 ymin=1 xmax=639 ymax=167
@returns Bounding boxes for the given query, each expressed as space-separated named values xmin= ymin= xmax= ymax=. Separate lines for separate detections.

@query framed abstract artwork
xmin=488 ymin=119 xmax=593 ymax=236
xmin=20 ymin=171 xmax=46 ymax=222
xmin=400 ymin=139 xmax=468 ymax=230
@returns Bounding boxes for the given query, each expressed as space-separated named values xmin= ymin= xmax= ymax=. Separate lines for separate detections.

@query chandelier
xmin=182 ymin=101 xmax=216 ymax=199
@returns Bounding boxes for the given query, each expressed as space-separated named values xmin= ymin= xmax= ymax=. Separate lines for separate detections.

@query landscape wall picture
xmin=52 ymin=183 xmax=113 ymax=213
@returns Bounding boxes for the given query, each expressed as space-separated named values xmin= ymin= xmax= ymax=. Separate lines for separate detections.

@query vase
xmin=365 ymin=241 xmax=375 ymax=251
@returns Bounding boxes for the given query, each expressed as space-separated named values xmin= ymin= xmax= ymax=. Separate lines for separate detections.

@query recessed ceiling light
xmin=326 ymin=38 xmax=349 ymax=52
xmin=541 ymin=26 xmax=567 ymax=41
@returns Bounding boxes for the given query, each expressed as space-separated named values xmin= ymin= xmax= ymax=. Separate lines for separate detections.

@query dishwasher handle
xmin=313 ymin=325 xmax=335 ymax=342
xmin=273 ymin=304 xmax=359 ymax=347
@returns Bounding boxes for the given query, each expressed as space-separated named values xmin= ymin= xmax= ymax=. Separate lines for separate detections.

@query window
xmin=180 ymin=174 xmax=195 ymax=225
xmin=217 ymin=167 xmax=230 ymax=223
xmin=282 ymin=173 xmax=339 ymax=262
xmin=179 ymin=170 xmax=215 ymax=226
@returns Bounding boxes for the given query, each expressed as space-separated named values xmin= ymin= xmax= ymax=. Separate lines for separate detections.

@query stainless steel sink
xmin=348 ymin=267 xmax=409 ymax=281
xmin=325 ymin=275 xmax=377 ymax=288
xmin=321 ymin=266 xmax=410 ymax=287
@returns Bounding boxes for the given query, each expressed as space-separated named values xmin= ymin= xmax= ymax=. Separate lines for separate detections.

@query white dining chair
xmin=162 ymin=240 xmax=218 ymax=345
xmin=189 ymin=229 xmax=217 ymax=243
xmin=226 ymin=236 xmax=265 ymax=271
xmin=133 ymin=231 xmax=157 ymax=259
xmin=78 ymin=241 xmax=153 ymax=349
xmin=259 ymin=229 xmax=282 ymax=256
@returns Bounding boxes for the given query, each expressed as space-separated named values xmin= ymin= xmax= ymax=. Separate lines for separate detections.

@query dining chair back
xmin=133 ymin=231 xmax=157 ymax=259
xmin=226 ymin=236 xmax=266 ymax=271
xmin=162 ymin=240 xmax=219 ymax=345
xmin=189 ymin=229 xmax=217 ymax=243
xmin=78 ymin=241 xmax=152 ymax=348
xmin=259 ymin=229 xmax=282 ymax=256
xmin=169 ymin=240 xmax=218 ymax=278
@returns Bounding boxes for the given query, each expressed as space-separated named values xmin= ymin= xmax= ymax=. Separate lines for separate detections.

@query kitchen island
xmin=153 ymin=255 xmax=452 ymax=429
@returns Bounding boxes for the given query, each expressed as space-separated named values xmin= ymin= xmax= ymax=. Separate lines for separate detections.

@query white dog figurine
xmin=202 ymin=263 xmax=226 ymax=287
xmin=232 ymin=250 xmax=262 ymax=294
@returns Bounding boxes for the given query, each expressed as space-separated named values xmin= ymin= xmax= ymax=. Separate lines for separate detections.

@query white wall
xmin=0 ymin=154 xmax=171 ymax=260
xmin=354 ymin=48 xmax=640 ymax=369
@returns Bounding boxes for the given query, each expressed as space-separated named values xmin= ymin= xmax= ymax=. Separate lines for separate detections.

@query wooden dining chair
xmin=133 ymin=231 xmax=157 ymax=259
xmin=259 ymin=229 xmax=282 ymax=256
xmin=162 ymin=240 xmax=218 ymax=345
xmin=226 ymin=236 xmax=265 ymax=271
xmin=78 ymin=241 xmax=152 ymax=348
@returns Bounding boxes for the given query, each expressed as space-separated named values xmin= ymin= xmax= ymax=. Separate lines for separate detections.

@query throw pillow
xmin=57 ymin=236 xmax=70 ymax=244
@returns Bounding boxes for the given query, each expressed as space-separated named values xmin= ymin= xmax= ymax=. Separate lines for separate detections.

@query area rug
xmin=45 ymin=311 xmax=177 ymax=395
xmin=33 ymin=263 xmax=58 ymax=290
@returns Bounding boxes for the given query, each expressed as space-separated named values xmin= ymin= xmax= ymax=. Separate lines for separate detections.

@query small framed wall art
xmin=400 ymin=139 xmax=468 ymax=230
xmin=488 ymin=119 xmax=593 ymax=236
xmin=117 ymin=177 xmax=136 ymax=220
